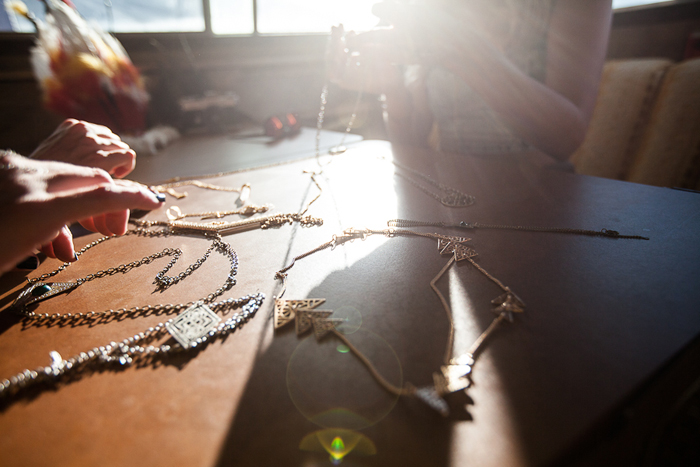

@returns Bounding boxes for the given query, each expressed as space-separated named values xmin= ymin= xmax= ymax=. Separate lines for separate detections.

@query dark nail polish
xmin=156 ymin=193 xmax=166 ymax=203
xmin=16 ymin=256 xmax=39 ymax=270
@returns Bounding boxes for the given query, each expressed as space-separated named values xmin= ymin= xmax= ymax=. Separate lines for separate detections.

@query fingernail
xmin=155 ymin=193 xmax=166 ymax=203
xmin=16 ymin=255 xmax=39 ymax=270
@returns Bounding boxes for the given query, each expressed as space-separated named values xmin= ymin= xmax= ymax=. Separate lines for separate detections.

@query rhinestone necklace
xmin=0 ymin=293 xmax=265 ymax=399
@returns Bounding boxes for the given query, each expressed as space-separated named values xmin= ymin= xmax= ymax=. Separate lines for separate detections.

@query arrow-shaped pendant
xmin=12 ymin=282 xmax=79 ymax=310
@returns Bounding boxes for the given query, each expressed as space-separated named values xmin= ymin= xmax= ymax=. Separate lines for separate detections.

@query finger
xmin=46 ymin=183 xmax=164 ymax=228
xmin=40 ymin=241 xmax=56 ymax=259
xmin=50 ymin=225 xmax=77 ymax=263
xmin=79 ymin=217 xmax=98 ymax=232
xmin=58 ymin=118 xmax=79 ymax=131
xmin=45 ymin=165 xmax=114 ymax=195
xmin=92 ymin=213 xmax=112 ymax=236
xmin=98 ymin=149 xmax=136 ymax=178
xmin=105 ymin=209 xmax=130 ymax=236
xmin=84 ymin=121 xmax=120 ymax=139
xmin=94 ymin=138 xmax=131 ymax=151
xmin=29 ymin=121 xmax=75 ymax=160
xmin=86 ymin=135 xmax=129 ymax=149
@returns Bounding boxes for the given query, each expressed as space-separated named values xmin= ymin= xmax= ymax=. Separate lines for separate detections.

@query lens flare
xmin=299 ymin=428 xmax=377 ymax=463
xmin=287 ymin=328 xmax=402 ymax=430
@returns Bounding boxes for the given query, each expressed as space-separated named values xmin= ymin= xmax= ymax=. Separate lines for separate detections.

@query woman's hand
xmin=30 ymin=119 xmax=137 ymax=179
xmin=0 ymin=151 xmax=164 ymax=274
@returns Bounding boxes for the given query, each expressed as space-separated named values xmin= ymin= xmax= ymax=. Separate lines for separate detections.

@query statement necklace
xmin=273 ymin=226 xmax=520 ymax=416
xmin=131 ymin=212 xmax=323 ymax=236
xmin=272 ymin=215 xmax=650 ymax=416
xmin=0 ymin=293 xmax=265 ymax=399
xmin=11 ymin=226 xmax=238 ymax=325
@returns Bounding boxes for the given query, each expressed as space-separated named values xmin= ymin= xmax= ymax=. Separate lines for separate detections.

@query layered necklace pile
xmin=1 ymin=223 xmax=266 ymax=398
xmin=1 ymin=76 xmax=650 ymax=418
xmin=2 ymin=156 xmax=335 ymax=399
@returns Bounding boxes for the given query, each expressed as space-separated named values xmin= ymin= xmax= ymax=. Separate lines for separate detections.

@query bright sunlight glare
xmin=256 ymin=0 xmax=380 ymax=34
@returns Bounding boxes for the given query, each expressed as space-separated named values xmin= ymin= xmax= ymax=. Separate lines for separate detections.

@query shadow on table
xmin=213 ymin=237 xmax=477 ymax=467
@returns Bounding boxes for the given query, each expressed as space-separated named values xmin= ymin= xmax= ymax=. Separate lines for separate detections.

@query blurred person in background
xmin=330 ymin=0 xmax=612 ymax=164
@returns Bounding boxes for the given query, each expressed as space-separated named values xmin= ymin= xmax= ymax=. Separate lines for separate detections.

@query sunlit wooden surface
xmin=1 ymin=131 xmax=699 ymax=466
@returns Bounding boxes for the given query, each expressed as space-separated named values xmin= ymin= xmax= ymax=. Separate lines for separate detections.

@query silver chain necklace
xmin=11 ymin=226 xmax=238 ymax=325
xmin=0 ymin=293 xmax=265 ymax=399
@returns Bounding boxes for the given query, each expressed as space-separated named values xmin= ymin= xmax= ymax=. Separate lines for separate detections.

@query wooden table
xmin=1 ymin=131 xmax=699 ymax=467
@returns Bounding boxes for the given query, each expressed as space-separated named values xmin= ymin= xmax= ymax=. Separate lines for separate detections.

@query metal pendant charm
xmin=273 ymin=298 xmax=326 ymax=329
xmin=166 ymin=302 xmax=221 ymax=349
xmin=414 ymin=386 xmax=449 ymax=417
xmin=12 ymin=282 xmax=79 ymax=310
xmin=436 ymin=236 xmax=476 ymax=262
xmin=440 ymin=191 xmax=475 ymax=208
xmin=311 ymin=317 xmax=344 ymax=340
xmin=491 ymin=289 xmax=526 ymax=322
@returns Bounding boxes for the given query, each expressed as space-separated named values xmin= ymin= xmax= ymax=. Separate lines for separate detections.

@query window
xmin=2 ymin=0 xmax=205 ymax=33
xmin=612 ymin=0 xmax=673 ymax=8
xmin=210 ymin=0 xmax=254 ymax=35
xmin=254 ymin=0 xmax=379 ymax=34
xmin=0 ymin=0 xmax=688 ymax=35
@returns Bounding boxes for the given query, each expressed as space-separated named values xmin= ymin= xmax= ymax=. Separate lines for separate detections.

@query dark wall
xmin=608 ymin=1 xmax=700 ymax=61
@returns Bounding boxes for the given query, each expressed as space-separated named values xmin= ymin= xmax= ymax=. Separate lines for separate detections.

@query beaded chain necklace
xmin=1 ymin=223 xmax=266 ymax=399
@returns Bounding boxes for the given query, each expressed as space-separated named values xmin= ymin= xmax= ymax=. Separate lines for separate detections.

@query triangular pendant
xmin=312 ymin=318 xmax=344 ymax=340
xmin=296 ymin=309 xmax=333 ymax=335
xmin=274 ymin=298 xmax=326 ymax=329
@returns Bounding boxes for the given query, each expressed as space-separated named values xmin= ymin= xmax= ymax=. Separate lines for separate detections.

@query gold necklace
xmin=151 ymin=181 xmax=251 ymax=201
xmin=273 ymin=226 xmax=523 ymax=416
xmin=11 ymin=226 xmax=239 ymax=325
xmin=166 ymin=204 xmax=270 ymax=221
xmin=131 ymin=212 xmax=323 ymax=236
xmin=390 ymin=159 xmax=476 ymax=207
xmin=387 ymin=219 xmax=650 ymax=240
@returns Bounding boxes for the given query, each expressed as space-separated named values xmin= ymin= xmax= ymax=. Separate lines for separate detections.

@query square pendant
xmin=166 ymin=302 xmax=221 ymax=349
